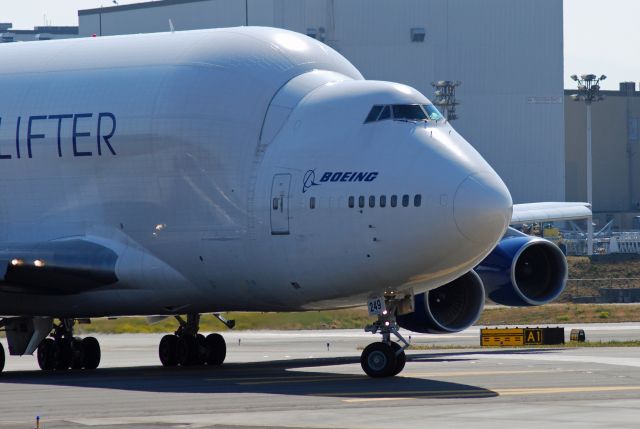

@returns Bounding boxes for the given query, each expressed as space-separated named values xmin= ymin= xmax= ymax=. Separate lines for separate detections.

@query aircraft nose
xmin=453 ymin=172 xmax=513 ymax=245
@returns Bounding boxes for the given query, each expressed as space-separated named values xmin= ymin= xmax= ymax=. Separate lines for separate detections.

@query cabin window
xmin=380 ymin=195 xmax=386 ymax=207
xmin=310 ymin=197 xmax=316 ymax=209
xmin=390 ymin=195 xmax=397 ymax=207
xmin=414 ymin=194 xmax=422 ymax=207
xmin=348 ymin=196 xmax=355 ymax=208
xmin=369 ymin=196 xmax=376 ymax=208
xmin=402 ymin=194 xmax=409 ymax=207
xmin=359 ymin=196 xmax=365 ymax=208
xmin=272 ymin=198 xmax=279 ymax=210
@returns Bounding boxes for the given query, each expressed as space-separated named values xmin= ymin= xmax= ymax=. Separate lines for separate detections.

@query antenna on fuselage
xmin=169 ymin=19 xmax=175 ymax=33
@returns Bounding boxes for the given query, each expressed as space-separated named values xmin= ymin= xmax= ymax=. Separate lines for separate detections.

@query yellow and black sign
xmin=481 ymin=327 xmax=564 ymax=347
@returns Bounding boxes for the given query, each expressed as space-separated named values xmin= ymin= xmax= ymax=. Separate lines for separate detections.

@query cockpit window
xmin=378 ymin=105 xmax=391 ymax=121
xmin=392 ymin=104 xmax=427 ymax=121
xmin=363 ymin=103 xmax=443 ymax=124
xmin=423 ymin=104 xmax=444 ymax=121
xmin=365 ymin=105 xmax=383 ymax=123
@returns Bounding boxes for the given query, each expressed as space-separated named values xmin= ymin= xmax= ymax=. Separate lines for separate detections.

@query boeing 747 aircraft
xmin=0 ymin=27 xmax=590 ymax=377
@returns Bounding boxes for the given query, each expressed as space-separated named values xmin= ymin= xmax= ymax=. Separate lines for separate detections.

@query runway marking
xmin=326 ymin=385 xmax=640 ymax=401
xmin=205 ymin=374 xmax=364 ymax=383
xmin=342 ymin=397 xmax=415 ymax=403
xmin=206 ymin=369 xmax=569 ymax=386
xmin=403 ymin=369 xmax=567 ymax=378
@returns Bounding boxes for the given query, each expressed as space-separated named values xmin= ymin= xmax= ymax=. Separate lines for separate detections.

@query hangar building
xmin=79 ymin=0 xmax=565 ymax=204
xmin=565 ymin=82 xmax=640 ymax=229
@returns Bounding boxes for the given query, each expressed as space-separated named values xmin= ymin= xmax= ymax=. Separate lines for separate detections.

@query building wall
xmin=565 ymin=84 xmax=640 ymax=228
xmin=79 ymin=0 xmax=566 ymax=204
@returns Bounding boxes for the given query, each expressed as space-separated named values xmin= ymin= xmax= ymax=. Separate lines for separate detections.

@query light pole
xmin=570 ymin=74 xmax=606 ymax=255
xmin=431 ymin=80 xmax=461 ymax=121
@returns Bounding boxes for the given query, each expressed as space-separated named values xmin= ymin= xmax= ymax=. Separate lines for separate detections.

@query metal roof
xmin=79 ymin=0 xmax=210 ymax=15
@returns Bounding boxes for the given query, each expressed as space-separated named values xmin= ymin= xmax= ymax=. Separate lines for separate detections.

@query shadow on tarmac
xmin=0 ymin=352 xmax=512 ymax=399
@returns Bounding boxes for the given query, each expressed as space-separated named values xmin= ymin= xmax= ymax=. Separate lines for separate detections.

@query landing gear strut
xmin=158 ymin=313 xmax=227 ymax=367
xmin=361 ymin=301 xmax=409 ymax=378
xmin=36 ymin=319 xmax=101 ymax=371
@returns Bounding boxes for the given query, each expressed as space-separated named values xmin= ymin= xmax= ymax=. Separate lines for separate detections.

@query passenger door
xmin=270 ymin=174 xmax=291 ymax=235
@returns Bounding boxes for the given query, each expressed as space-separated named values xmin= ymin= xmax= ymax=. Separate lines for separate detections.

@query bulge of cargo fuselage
xmin=257 ymin=79 xmax=512 ymax=307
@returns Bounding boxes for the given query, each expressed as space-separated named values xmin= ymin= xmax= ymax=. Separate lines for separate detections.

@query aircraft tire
xmin=177 ymin=335 xmax=198 ymax=366
xmin=389 ymin=342 xmax=406 ymax=376
xmin=205 ymin=333 xmax=226 ymax=366
xmin=0 ymin=342 xmax=5 ymax=373
xmin=195 ymin=334 xmax=207 ymax=365
xmin=360 ymin=342 xmax=397 ymax=378
xmin=82 ymin=337 xmax=101 ymax=370
xmin=37 ymin=338 xmax=56 ymax=371
xmin=159 ymin=334 xmax=178 ymax=367
xmin=55 ymin=340 xmax=72 ymax=371
xmin=70 ymin=338 xmax=85 ymax=370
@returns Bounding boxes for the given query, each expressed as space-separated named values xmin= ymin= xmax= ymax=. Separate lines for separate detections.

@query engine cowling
xmin=397 ymin=270 xmax=485 ymax=334
xmin=475 ymin=233 xmax=567 ymax=306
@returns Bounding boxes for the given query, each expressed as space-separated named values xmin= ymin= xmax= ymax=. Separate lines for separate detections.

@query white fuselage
xmin=0 ymin=27 xmax=512 ymax=317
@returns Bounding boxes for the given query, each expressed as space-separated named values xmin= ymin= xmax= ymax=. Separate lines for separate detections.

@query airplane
xmin=0 ymin=27 xmax=591 ymax=377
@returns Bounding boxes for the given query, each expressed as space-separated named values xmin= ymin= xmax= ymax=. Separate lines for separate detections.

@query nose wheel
xmin=361 ymin=301 xmax=409 ymax=377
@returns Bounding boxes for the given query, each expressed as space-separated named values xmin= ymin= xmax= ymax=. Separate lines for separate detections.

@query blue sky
xmin=1 ymin=0 xmax=638 ymax=90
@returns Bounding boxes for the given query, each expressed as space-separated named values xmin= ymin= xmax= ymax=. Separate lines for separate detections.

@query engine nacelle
xmin=475 ymin=233 xmax=567 ymax=306
xmin=397 ymin=270 xmax=485 ymax=334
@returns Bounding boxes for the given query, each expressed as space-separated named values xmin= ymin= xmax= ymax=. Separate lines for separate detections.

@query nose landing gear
xmin=361 ymin=301 xmax=410 ymax=377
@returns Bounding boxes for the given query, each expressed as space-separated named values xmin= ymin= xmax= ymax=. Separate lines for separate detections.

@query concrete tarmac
xmin=1 ymin=324 xmax=640 ymax=429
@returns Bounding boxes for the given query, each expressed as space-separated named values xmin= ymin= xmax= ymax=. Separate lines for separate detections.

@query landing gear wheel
xmin=205 ymin=333 xmax=226 ymax=366
xmin=390 ymin=342 xmax=406 ymax=376
xmin=55 ymin=340 xmax=72 ymax=371
xmin=0 ymin=342 xmax=5 ymax=373
xmin=159 ymin=334 xmax=178 ymax=367
xmin=361 ymin=342 xmax=397 ymax=378
xmin=177 ymin=335 xmax=198 ymax=366
xmin=37 ymin=338 xmax=56 ymax=371
xmin=70 ymin=338 xmax=85 ymax=370
xmin=82 ymin=337 xmax=101 ymax=370
xmin=195 ymin=334 xmax=206 ymax=365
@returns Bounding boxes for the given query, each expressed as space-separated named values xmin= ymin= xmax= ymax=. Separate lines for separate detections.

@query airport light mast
xmin=431 ymin=80 xmax=461 ymax=121
xmin=570 ymin=74 xmax=606 ymax=256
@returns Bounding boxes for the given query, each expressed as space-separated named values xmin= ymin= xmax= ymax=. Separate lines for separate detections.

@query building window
xmin=348 ymin=196 xmax=355 ymax=208
xmin=414 ymin=194 xmax=422 ymax=207
xmin=369 ymin=196 xmax=376 ymax=208
xmin=359 ymin=196 xmax=365 ymax=208
xmin=391 ymin=195 xmax=397 ymax=207
xmin=310 ymin=197 xmax=316 ymax=209
xmin=380 ymin=195 xmax=386 ymax=207
xmin=402 ymin=194 xmax=409 ymax=207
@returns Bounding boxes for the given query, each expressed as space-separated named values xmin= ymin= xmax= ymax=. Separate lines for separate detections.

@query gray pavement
xmin=1 ymin=324 xmax=640 ymax=428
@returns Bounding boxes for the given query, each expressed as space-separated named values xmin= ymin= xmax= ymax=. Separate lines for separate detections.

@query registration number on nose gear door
xmin=367 ymin=296 xmax=386 ymax=316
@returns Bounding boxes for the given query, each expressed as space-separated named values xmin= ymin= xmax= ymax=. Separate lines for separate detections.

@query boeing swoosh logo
xmin=303 ymin=169 xmax=319 ymax=193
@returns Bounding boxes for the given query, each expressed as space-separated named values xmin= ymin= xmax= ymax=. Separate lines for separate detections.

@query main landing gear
xmin=158 ymin=313 xmax=229 ymax=367
xmin=37 ymin=319 xmax=101 ymax=371
xmin=361 ymin=302 xmax=409 ymax=378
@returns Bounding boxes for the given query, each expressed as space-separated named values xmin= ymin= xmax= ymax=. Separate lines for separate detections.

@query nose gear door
xmin=270 ymin=174 xmax=291 ymax=235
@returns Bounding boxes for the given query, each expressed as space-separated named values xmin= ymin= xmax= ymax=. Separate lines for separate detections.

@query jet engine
xmin=397 ymin=271 xmax=485 ymax=334
xmin=475 ymin=232 xmax=567 ymax=306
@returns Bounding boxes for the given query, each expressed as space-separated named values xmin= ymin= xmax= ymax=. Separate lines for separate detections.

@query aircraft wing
xmin=511 ymin=202 xmax=591 ymax=224
xmin=0 ymin=239 xmax=119 ymax=295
